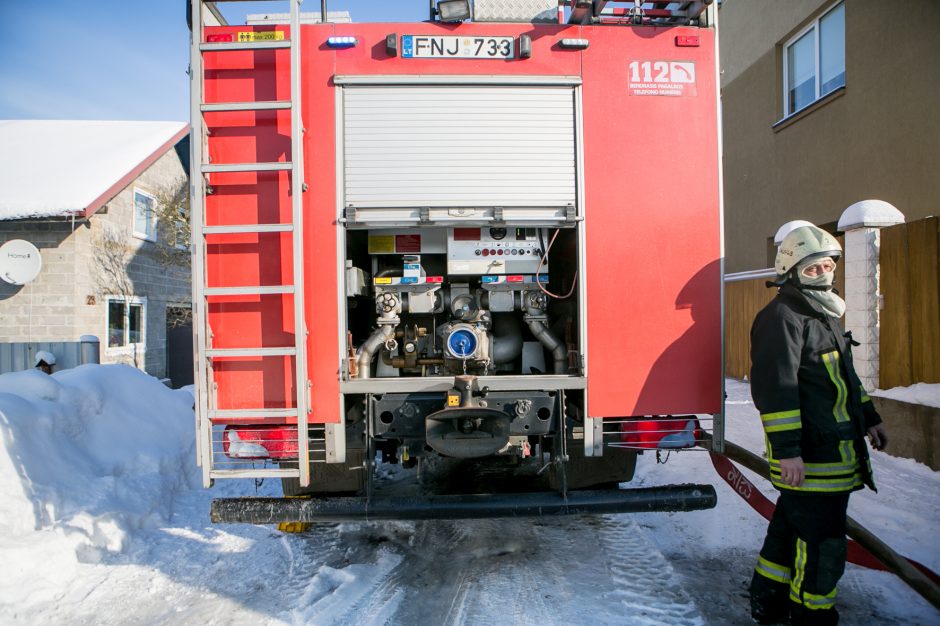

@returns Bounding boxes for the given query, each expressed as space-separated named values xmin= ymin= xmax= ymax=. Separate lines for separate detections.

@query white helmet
xmin=34 ymin=350 xmax=56 ymax=366
xmin=774 ymin=225 xmax=842 ymax=277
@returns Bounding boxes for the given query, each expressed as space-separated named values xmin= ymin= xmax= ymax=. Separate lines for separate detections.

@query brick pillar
xmin=838 ymin=200 xmax=905 ymax=391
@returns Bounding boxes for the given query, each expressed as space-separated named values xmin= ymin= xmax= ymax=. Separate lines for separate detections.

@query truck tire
xmin=280 ymin=449 xmax=366 ymax=496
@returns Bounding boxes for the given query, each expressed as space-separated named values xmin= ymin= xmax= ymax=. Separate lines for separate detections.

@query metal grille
xmin=473 ymin=0 xmax=558 ymax=23
xmin=209 ymin=424 xmax=327 ymax=471
xmin=603 ymin=415 xmax=717 ymax=451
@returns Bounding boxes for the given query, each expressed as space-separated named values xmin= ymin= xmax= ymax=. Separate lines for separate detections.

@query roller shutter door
xmin=343 ymin=85 xmax=577 ymax=209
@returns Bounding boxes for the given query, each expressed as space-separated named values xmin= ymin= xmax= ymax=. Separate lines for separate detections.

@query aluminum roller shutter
xmin=343 ymin=85 xmax=577 ymax=209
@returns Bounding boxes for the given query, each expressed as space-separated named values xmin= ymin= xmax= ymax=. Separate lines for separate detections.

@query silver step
xmin=210 ymin=408 xmax=300 ymax=420
xmin=204 ymin=285 xmax=294 ymax=296
xmin=200 ymin=41 xmax=291 ymax=52
xmin=202 ymin=162 xmax=292 ymax=173
xmin=203 ymin=223 xmax=294 ymax=234
xmin=201 ymin=101 xmax=292 ymax=112
xmin=206 ymin=347 xmax=297 ymax=358
xmin=210 ymin=468 xmax=300 ymax=480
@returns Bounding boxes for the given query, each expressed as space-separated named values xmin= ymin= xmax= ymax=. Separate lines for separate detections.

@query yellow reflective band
xmin=790 ymin=588 xmax=838 ymax=610
xmin=755 ymin=556 xmax=791 ymax=584
xmin=761 ymin=409 xmax=801 ymax=421
xmin=822 ymin=352 xmax=851 ymax=423
xmin=838 ymin=440 xmax=858 ymax=467
xmin=761 ymin=410 xmax=801 ymax=433
xmin=770 ymin=460 xmax=857 ymax=476
xmin=791 ymin=539 xmax=807 ymax=599
xmin=771 ymin=472 xmax=863 ymax=493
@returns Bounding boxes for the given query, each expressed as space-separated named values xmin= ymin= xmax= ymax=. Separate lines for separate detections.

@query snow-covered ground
xmin=0 ymin=365 xmax=937 ymax=625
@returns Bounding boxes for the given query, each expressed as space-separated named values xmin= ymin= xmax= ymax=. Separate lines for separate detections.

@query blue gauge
xmin=447 ymin=328 xmax=477 ymax=358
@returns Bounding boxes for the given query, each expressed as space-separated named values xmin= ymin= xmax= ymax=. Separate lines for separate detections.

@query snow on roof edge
xmin=0 ymin=121 xmax=189 ymax=222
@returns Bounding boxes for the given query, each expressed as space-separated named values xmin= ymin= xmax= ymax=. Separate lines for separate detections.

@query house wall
xmin=0 ymin=148 xmax=191 ymax=378
xmin=720 ymin=0 xmax=940 ymax=272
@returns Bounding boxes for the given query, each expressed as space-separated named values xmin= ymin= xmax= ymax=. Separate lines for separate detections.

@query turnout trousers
xmin=749 ymin=491 xmax=850 ymax=625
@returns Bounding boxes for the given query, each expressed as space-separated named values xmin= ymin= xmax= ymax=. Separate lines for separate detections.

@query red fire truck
xmin=189 ymin=0 xmax=724 ymax=523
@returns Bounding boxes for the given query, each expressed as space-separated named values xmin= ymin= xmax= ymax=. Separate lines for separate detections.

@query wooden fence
xmin=879 ymin=216 xmax=940 ymax=389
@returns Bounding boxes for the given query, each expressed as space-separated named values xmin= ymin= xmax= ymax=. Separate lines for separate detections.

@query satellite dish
xmin=0 ymin=239 xmax=43 ymax=285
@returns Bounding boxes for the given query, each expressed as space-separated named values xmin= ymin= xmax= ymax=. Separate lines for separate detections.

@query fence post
xmin=838 ymin=200 xmax=905 ymax=391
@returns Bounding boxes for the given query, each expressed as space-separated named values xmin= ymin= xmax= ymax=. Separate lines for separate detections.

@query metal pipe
xmin=321 ymin=0 xmax=327 ymax=23
xmin=210 ymin=485 xmax=718 ymax=523
xmin=724 ymin=268 xmax=776 ymax=283
xmin=356 ymin=324 xmax=396 ymax=379
xmin=527 ymin=320 xmax=567 ymax=374
xmin=492 ymin=314 xmax=523 ymax=364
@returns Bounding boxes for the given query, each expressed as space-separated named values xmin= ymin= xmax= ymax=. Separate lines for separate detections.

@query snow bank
xmin=0 ymin=365 xmax=197 ymax=608
xmin=871 ymin=382 xmax=940 ymax=409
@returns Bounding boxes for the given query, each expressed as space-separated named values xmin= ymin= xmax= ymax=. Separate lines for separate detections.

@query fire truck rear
xmin=189 ymin=0 xmax=725 ymax=523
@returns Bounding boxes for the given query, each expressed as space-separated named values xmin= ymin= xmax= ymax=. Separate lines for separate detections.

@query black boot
xmin=749 ymin=577 xmax=789 ymax=624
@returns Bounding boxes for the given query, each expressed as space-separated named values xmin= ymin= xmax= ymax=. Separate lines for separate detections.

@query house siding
xmin=720 ymin=0 xmax=940 ymax=272
xmin=0 ymin=147 xmax=191 ymax=379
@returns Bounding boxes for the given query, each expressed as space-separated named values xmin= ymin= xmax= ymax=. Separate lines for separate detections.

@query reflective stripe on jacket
xmin=750 ymin=284 xmax=881 ymax=494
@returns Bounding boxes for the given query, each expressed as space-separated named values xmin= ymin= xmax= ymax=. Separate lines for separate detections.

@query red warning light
xmin=675 ymin=35 xmax=699 ymax=47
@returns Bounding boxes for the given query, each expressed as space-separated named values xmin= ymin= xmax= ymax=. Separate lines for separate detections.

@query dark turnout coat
xmin=750 ymin=285 xmax=881 ymax=494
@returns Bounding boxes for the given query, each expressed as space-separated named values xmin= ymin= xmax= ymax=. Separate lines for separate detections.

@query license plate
xmin=401 ymin=35 xmax=514 ymax=59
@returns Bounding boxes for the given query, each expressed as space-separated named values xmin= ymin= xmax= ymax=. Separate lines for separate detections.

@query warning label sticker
xmin=237 ymin=31 xmax=285 ymax=42
xmin=628 ymin=60 xmax=697 ymax=97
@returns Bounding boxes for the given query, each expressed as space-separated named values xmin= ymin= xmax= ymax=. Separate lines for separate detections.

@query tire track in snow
xmin=597 ymin=514 xmax=704 ymax=626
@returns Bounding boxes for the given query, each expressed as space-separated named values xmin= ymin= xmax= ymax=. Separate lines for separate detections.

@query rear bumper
xmin=210 ymin=484 xmax=717 ymax=523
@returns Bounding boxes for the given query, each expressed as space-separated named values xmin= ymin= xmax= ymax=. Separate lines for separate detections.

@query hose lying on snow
xmin=703 ymin=434 xmax=940 ymax=611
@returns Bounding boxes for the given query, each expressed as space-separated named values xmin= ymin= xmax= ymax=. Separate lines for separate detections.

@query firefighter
xmin=748 ymin=224 xmax=888 ymax=625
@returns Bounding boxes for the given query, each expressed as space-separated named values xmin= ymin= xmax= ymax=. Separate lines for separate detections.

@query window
xmin=133 ymin=189 xmax=157 ymax=241
xmin=783 ymin=1 xmax=845 ymax=117
xmin=107 ymin=297 xmax=146 ymax=349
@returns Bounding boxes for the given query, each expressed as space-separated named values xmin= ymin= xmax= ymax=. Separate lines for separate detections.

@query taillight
xmin=619 ymin=416 xmax=702 ymax=449
xmin=223 ymin=426 xmax=298 ymax=459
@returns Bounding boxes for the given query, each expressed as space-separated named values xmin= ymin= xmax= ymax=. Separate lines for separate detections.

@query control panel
xmin=447 ymin=227 xmax=547 ymax=275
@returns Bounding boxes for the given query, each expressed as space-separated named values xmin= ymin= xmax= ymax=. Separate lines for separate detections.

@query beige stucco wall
xmin=720 ymin=0 xmax=940 ymax=272
xmin=0 ymin=148 xmax=190 ymax=378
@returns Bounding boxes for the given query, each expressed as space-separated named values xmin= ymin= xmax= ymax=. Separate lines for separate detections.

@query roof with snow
xmin=0 ymin=120 xmax=189 ymax=221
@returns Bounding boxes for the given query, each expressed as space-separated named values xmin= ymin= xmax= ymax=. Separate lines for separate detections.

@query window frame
xmin=133 ymin=187 xmax=157 ymax=242
xmin=105 ymin=296 xmax=147 ymax=354
xmin=781 ymin=1 xmax=845 ymax=118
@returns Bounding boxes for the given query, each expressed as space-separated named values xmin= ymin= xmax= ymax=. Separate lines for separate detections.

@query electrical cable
xmin=535 ymin=228 xmax=578 ymax=299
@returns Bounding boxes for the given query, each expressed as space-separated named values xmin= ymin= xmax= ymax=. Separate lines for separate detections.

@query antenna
xmin=0 ymin=239 xmax=43 ymax=285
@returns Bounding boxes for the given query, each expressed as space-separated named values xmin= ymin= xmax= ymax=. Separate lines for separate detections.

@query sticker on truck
xmin=628 ymin=60 xmax=697 ymax=97
xmin=401 ymin=35 xmax=514 ymax=59
xmin=236 ymin=31 xmax=285 ymax=42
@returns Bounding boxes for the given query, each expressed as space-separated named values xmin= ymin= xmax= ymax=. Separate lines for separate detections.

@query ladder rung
xmin=202 ymin=162 xmax=293 ymax=173
xmin=201 ymin=101 xmax=292 ymax=112
xmin=210 ymin=409 xmax=300 ymax=421
xmin=206 ymin=347 xmax=297 ymax=358
xmin=205 ymin=285 xmax=295 ymax=296
xmin=203 ymin=224 xmax=294 ymax=234
xmin=210 ymin=468 xmax=300 ymax=479
xmin=200 ymin=41 xmax=291 ymax=52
